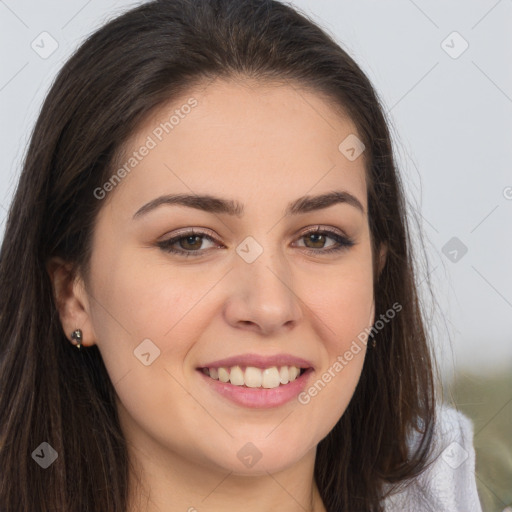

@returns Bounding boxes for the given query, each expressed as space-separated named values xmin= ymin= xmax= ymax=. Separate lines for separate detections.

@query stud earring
xmin=71 ymin=329 xmax=83 ymax=350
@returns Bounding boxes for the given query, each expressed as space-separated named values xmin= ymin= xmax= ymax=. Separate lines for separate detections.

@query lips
xmin=195 ymin=353 xmax=315 ymax=408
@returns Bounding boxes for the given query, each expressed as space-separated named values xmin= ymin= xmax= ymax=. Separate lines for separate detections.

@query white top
xmin=382 ymin=405 xmax=483 ymax=511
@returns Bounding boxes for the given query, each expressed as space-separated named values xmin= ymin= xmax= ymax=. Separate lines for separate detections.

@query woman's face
xmin=75 ymin=78 xmax=382 ymax=476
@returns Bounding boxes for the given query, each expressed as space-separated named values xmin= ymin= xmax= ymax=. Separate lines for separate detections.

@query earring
xmin=372 ymin=338 xmax=377 ymax=348
xmin=71 ymin=329 xmax=83 ymax=350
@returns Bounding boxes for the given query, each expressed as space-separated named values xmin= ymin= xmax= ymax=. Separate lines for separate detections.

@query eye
xmin=157 ymin=228 xmax=221 ymax=257
xmin=294 ymin=226 xmax=355 ymax=255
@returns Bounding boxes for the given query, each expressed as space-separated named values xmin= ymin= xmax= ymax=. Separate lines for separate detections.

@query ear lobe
xmin=46 ymin=257 xmax=96 ymax=348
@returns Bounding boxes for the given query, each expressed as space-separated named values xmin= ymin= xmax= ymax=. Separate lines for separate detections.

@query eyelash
xmin=157 ymin=226 xmax=355 ymax=258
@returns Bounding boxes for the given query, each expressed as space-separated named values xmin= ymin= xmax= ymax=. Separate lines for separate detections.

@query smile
xmin=197 ymin=365 xmax=313 ymax=408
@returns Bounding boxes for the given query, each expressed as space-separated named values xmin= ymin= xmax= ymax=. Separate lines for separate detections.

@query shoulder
xmin=382 ymin=405 xmax=483 ymax=512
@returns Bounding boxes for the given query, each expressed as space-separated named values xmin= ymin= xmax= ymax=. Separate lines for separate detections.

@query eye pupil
xmin=306 ymin=233 xmax=325 ymax=248
xmin=181 ymin=235 xmax=202 ymax=249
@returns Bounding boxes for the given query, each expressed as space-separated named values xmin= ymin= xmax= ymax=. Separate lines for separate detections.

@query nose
xmin=223 ymin=244 xmax=303 ymax=336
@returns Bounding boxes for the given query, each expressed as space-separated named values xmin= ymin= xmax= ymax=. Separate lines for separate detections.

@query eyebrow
xmin=132 ymin=190 xmax=365 ymax=219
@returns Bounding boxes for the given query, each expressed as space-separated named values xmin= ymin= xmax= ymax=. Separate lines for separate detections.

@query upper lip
xmin=198 ymin=353 xmax=314 ymax=370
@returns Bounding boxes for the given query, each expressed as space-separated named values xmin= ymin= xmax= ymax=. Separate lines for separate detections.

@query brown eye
xmin=303 ymin=232 xmax=329 ymax=249
xmin=295 ymin=227 xmax=355 ymax=255
xmin=157 ymin=230 xmax=220 ymax=257
xmin=177 ymin=235 xmax=204 ymax=251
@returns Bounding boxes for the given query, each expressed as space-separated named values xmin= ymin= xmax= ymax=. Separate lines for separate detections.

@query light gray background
xmin=1 ymin=0 xmax=511 ymax=380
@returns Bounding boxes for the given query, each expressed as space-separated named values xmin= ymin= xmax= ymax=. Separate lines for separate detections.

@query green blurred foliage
xmin=444 ymin=369 xmax=512 ymax=512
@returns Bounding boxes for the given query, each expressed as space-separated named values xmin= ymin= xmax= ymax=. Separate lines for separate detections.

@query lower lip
xmin=197 ymin=368 xmax=314 ymax=409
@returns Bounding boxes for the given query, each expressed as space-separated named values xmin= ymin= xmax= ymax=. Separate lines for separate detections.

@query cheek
xmin=298 ymin=289 xmax=370 ymax=446
xmin=86 ymin=250 xmax=220 ymax=459
xmin=307 ymin=256 xmax=375 ymax=349
xmin=92 ymin=241 xmax=211 ymax=330
xmin=297 ymin=257 xmax=374 ymax=425
xmin=86 ymin=245 xmax=211 ymax=382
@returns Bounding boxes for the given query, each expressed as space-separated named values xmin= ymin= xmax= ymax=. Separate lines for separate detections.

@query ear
xmin=46 ymin=257 xmax=96 ymax=348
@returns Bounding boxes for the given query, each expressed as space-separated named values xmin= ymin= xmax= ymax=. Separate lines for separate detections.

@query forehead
xmin=106 ymin=78 xmax=368 ymax=215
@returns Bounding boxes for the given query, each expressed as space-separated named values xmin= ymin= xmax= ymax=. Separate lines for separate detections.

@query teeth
xmin=279 ymin=366 xmax=289 ymax=384
xmin=204 ymin=365 xmax=304 ymax=389
xmin=229 ymin=366 xmax=244 ymax=386
xmin=218 ymin=367 xmax=230 ymax=383
xmin=289 ymin=366 xmax=300 ymax=380
xmin=245 ymin=366 xmax=262 ymax=388
xmin=262 ymin=367 xmax=281 ymax=388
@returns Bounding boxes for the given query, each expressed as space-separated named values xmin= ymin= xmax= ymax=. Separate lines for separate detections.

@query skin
xmin=49 ymin=77 xmax=386 ymax=512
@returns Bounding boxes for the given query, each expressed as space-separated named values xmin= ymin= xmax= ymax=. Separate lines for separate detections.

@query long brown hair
xmin=0 ymin=0 xmax=437 ymax=510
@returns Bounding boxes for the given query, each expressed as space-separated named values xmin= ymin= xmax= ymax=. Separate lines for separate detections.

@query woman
xmin=0 ymin=0 xmax=482 ymax=510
